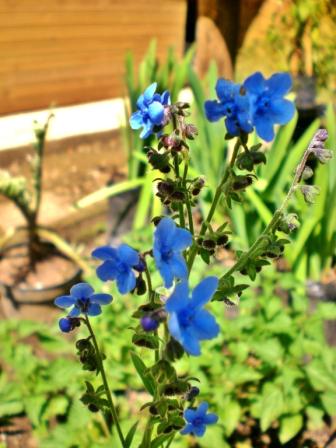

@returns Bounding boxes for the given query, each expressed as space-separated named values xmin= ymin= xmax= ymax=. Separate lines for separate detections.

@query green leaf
xmin=124 ymin=420 xmax=139 ymax=448
xmin=130 ymin=352 xmax=155 ymax=396
xmin=321 ymin=392 xmax=336 ymax=415
xmin=279 ymin=414 xmax=303 ymax=443
xmin=260 ymin=385 xmax=284 ymax=431
xmin=306 ymin=361 xmax=336 ymax=393
xmin=150 ymin=434 xmax=172 ymax=448
xmin=221 ymin=399 xmax=241 ymax=436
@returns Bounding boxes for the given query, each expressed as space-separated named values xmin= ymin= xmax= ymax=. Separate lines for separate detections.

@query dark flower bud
xmin=135 ymin=276 xmax=147 ymax=296
xmin=76 ymin=338 xmax=92 ymax=350
xmin=147 ymin=150 xmax=171 ymax=172
xmin=202 ymin=239 xmax=216 ymax=250
xmin=232 ymin=175 xmax=253 ymax=191
xmin=141 ymin=315 xmax=160 ymax=332
xmin=300 ymin=185 xmax=320 ymax=204
xmin=184 ymin=124 xmax=198 ymax=140
xmin=88 ymin=404 xmax=99 ymax=413
xmin=191 ymin=188 xmax=200 ymax=196
xmin=165 ymin=338 xmax=184 ymax=361
xmin=216 ymin=234 xmax=229 ymax=246
xmin=251 ymin=151 xmax=266 ymax=165
xmin=152 ymin=216 xmax=162 ymax=226
xmin=149 ymin=405 xmax=158 ymax=415
xmin=170 ymin=191 xmax=185 ymax=202
xmin=157 ymin=181 xmax=175 ymax=196
xmin=185 ymin=386 xmax=200 ymax=401
xmin=59 ymin=316 xmax=80 ymax=333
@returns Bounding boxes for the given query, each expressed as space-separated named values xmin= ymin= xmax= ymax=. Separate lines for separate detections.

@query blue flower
xmin=165 ymin=277 xmax=220 ymax=356
xmin=92 ymin=244 xmax=140 ymax=294
xmin=204 ymin=79 xmax=253 ymax=136
xmin=153 ymin=217 xmax=192 ymax=288
xmin=130 ymin=83 xmax=170 ymax=139
xmin=244 ymin=72 xmax=295 ymax=141
xmin=181 ymin=402 xmax=218 ymax=437
xmin=55 ymin=283 xmax=112 ymax=318
xmin=58 ymin=316 xmax=80 ymax=333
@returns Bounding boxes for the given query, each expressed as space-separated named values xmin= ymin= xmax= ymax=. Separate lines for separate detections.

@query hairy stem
xmin=219 ymin=130 xmax=319 ymax=282
xmin=85 ymin=316 xmax=126 ymax=447
xmin=187 ymin=138 xmax=241 ymax=272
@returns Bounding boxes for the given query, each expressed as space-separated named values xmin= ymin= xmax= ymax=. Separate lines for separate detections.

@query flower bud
xmin=302 ymin=166 xmax=314 ymax=180
xmin=300 ymin=185 xmax=320 ymax=204
xmin=135 ymin=276 xmax=147 ymax=296
xmin=141 ymin=315 xmax=160 ymax=332
xmin=216 ymin=234 xmax=229 ymax=246
xmin=232 ymin=175 xmax=253 ymax=191
xmin=59 ymin=317 xmax=80 ymax=333
xmin=184 ymin=124 xmax=198 ymax=140
xmin=185 ymin=386 xmax=200 ymax=401
xmin=202 ymin=239 xmax=216 ymax=250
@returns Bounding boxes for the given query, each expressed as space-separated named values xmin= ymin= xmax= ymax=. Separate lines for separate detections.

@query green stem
xmin=174 ymin=154 xmax=185 ymax=228
xmin=144 ymin=264 xmax=154 ymax=304
xmin=187 ymin=138 xmax=241 ymax=272
xmin=219 ymin=131 xmax=316 ymax=282
xmin=85 ymin=316 xmax=126 ymax=448
xmin=166 ymin=433 xmax=175 ymax=448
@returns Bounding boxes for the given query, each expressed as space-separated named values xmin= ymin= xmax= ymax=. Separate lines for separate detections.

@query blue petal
xmin=90 ymin=293 xmax=113 ymax=305
xmin=192 ymin=309 xmax=220 ymax=340
xmin=225 ymin=117 xmax=240 ymax=136
xmin=237 ymin=110 xmax=253 ymax=133
xmin=244 ymin=72 xmax=265 ymax=95
xmin=215 ymin=78 xmax=235 ymax=101
xmin=161 ymin=91 xmax=171 ymax=105
xmin=69 ymin=306 xmax=81 ymax=317
xmin=193 ymin=424 xmax=206 ymax=437
xmin=165 ymin=281 xmax=189 ymax=312
xmin=254 ymin=114 xmax=275 ymax=141
xmin=155 ymin=217 xmax=175 ymax=247
xmin=148 ymin=102 xmax=164 ymax=125
xmin=204 ymin=413 xmax=218 ymax=424
xmin=129 ymin=111 xmax=144 ymax=130
xmin=136 ymin=94 xmax=145 ymax=109
xmin=269 ymin=99 xmax=295 ymax=124
xmin=96 ymin=260 xmax=118 ymax=281
xmin=117 ymin=244 xmax=139 ymax=267
xmin=157 ymin=261 xmax=174 ymax=288
xmin=191 ymin=277 xmax=218 ymax=308
xmin=139 ymin=120 xmax=153 ymax=139
xmin=87 ymin=303 xmax=102 ymax=316
xmin=54 ymin=295 xmax=75 ymax=308
xmin=170 ymin=254 xmax=188 ymax=280
xmin=70 ymin=283 xmax=94 ymax=300
xmin=167 ymin=313 xmax=183 ymax=344
xmin=184 ymin=408 xmax=197 ymax=422
xmin=204 ymin=100 xmax=226 ymax=122
xmin=116 ymin=270 xmax=136 ymax=294
xmin=92 ymin=245 xmax=118 ymax=261
xmin=267 ymin=72 xmax=292 ymax=96
xmin=180 ymin=423 xmax=194 ymax=435
xmin=144 ymin=83 xmax=157 ymax=103
xmin=171 ymin=227 xmax=192 ymax=251
xmin=195 ymin=402 xmax=209 ymax=417
xmin=180 ymin=327 xmax=201 ymax=356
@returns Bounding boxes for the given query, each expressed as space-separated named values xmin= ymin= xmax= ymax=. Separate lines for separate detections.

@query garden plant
xmin=53 ymin=72 xmax=334 ymax=448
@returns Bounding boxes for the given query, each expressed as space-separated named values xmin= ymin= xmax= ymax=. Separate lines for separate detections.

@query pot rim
xmin=0 ymin=240 xmax=82 ymax=293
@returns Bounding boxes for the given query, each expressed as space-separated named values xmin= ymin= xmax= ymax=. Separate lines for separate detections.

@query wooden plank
xmin=0 ymin=0 xmax=187 ymax=114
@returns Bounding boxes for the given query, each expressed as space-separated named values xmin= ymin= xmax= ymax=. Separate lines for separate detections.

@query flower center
xmin=193 ymin=417 xmax=204 ymax=426
xmin=77 ymin=298 xmax=90 ymax=312
xmin=179 ymin=309 xmax=193 ymax=328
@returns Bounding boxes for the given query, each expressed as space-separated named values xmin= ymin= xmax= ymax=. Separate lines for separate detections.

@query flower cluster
xmin=130 ymin=82 xmax=170 ymax=139
xmin=54 ymin=71 xmax=307 ymax=445
xmin=205 ymin=72 xmax=295 ymax=141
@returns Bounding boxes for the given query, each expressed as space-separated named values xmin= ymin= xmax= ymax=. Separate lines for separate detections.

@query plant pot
xmin=0 ymin=241 xmax=82 ymax=321
xmin=107 ymin=182 xmax=141 ymax=244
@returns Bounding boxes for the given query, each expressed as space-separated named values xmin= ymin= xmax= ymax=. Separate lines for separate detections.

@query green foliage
xmin=184 ymin=269 xmax=336 ymax=445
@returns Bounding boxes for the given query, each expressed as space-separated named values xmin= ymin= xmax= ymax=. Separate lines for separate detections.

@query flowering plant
xmin=55 ymin=73 xmax=332 ymax=447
